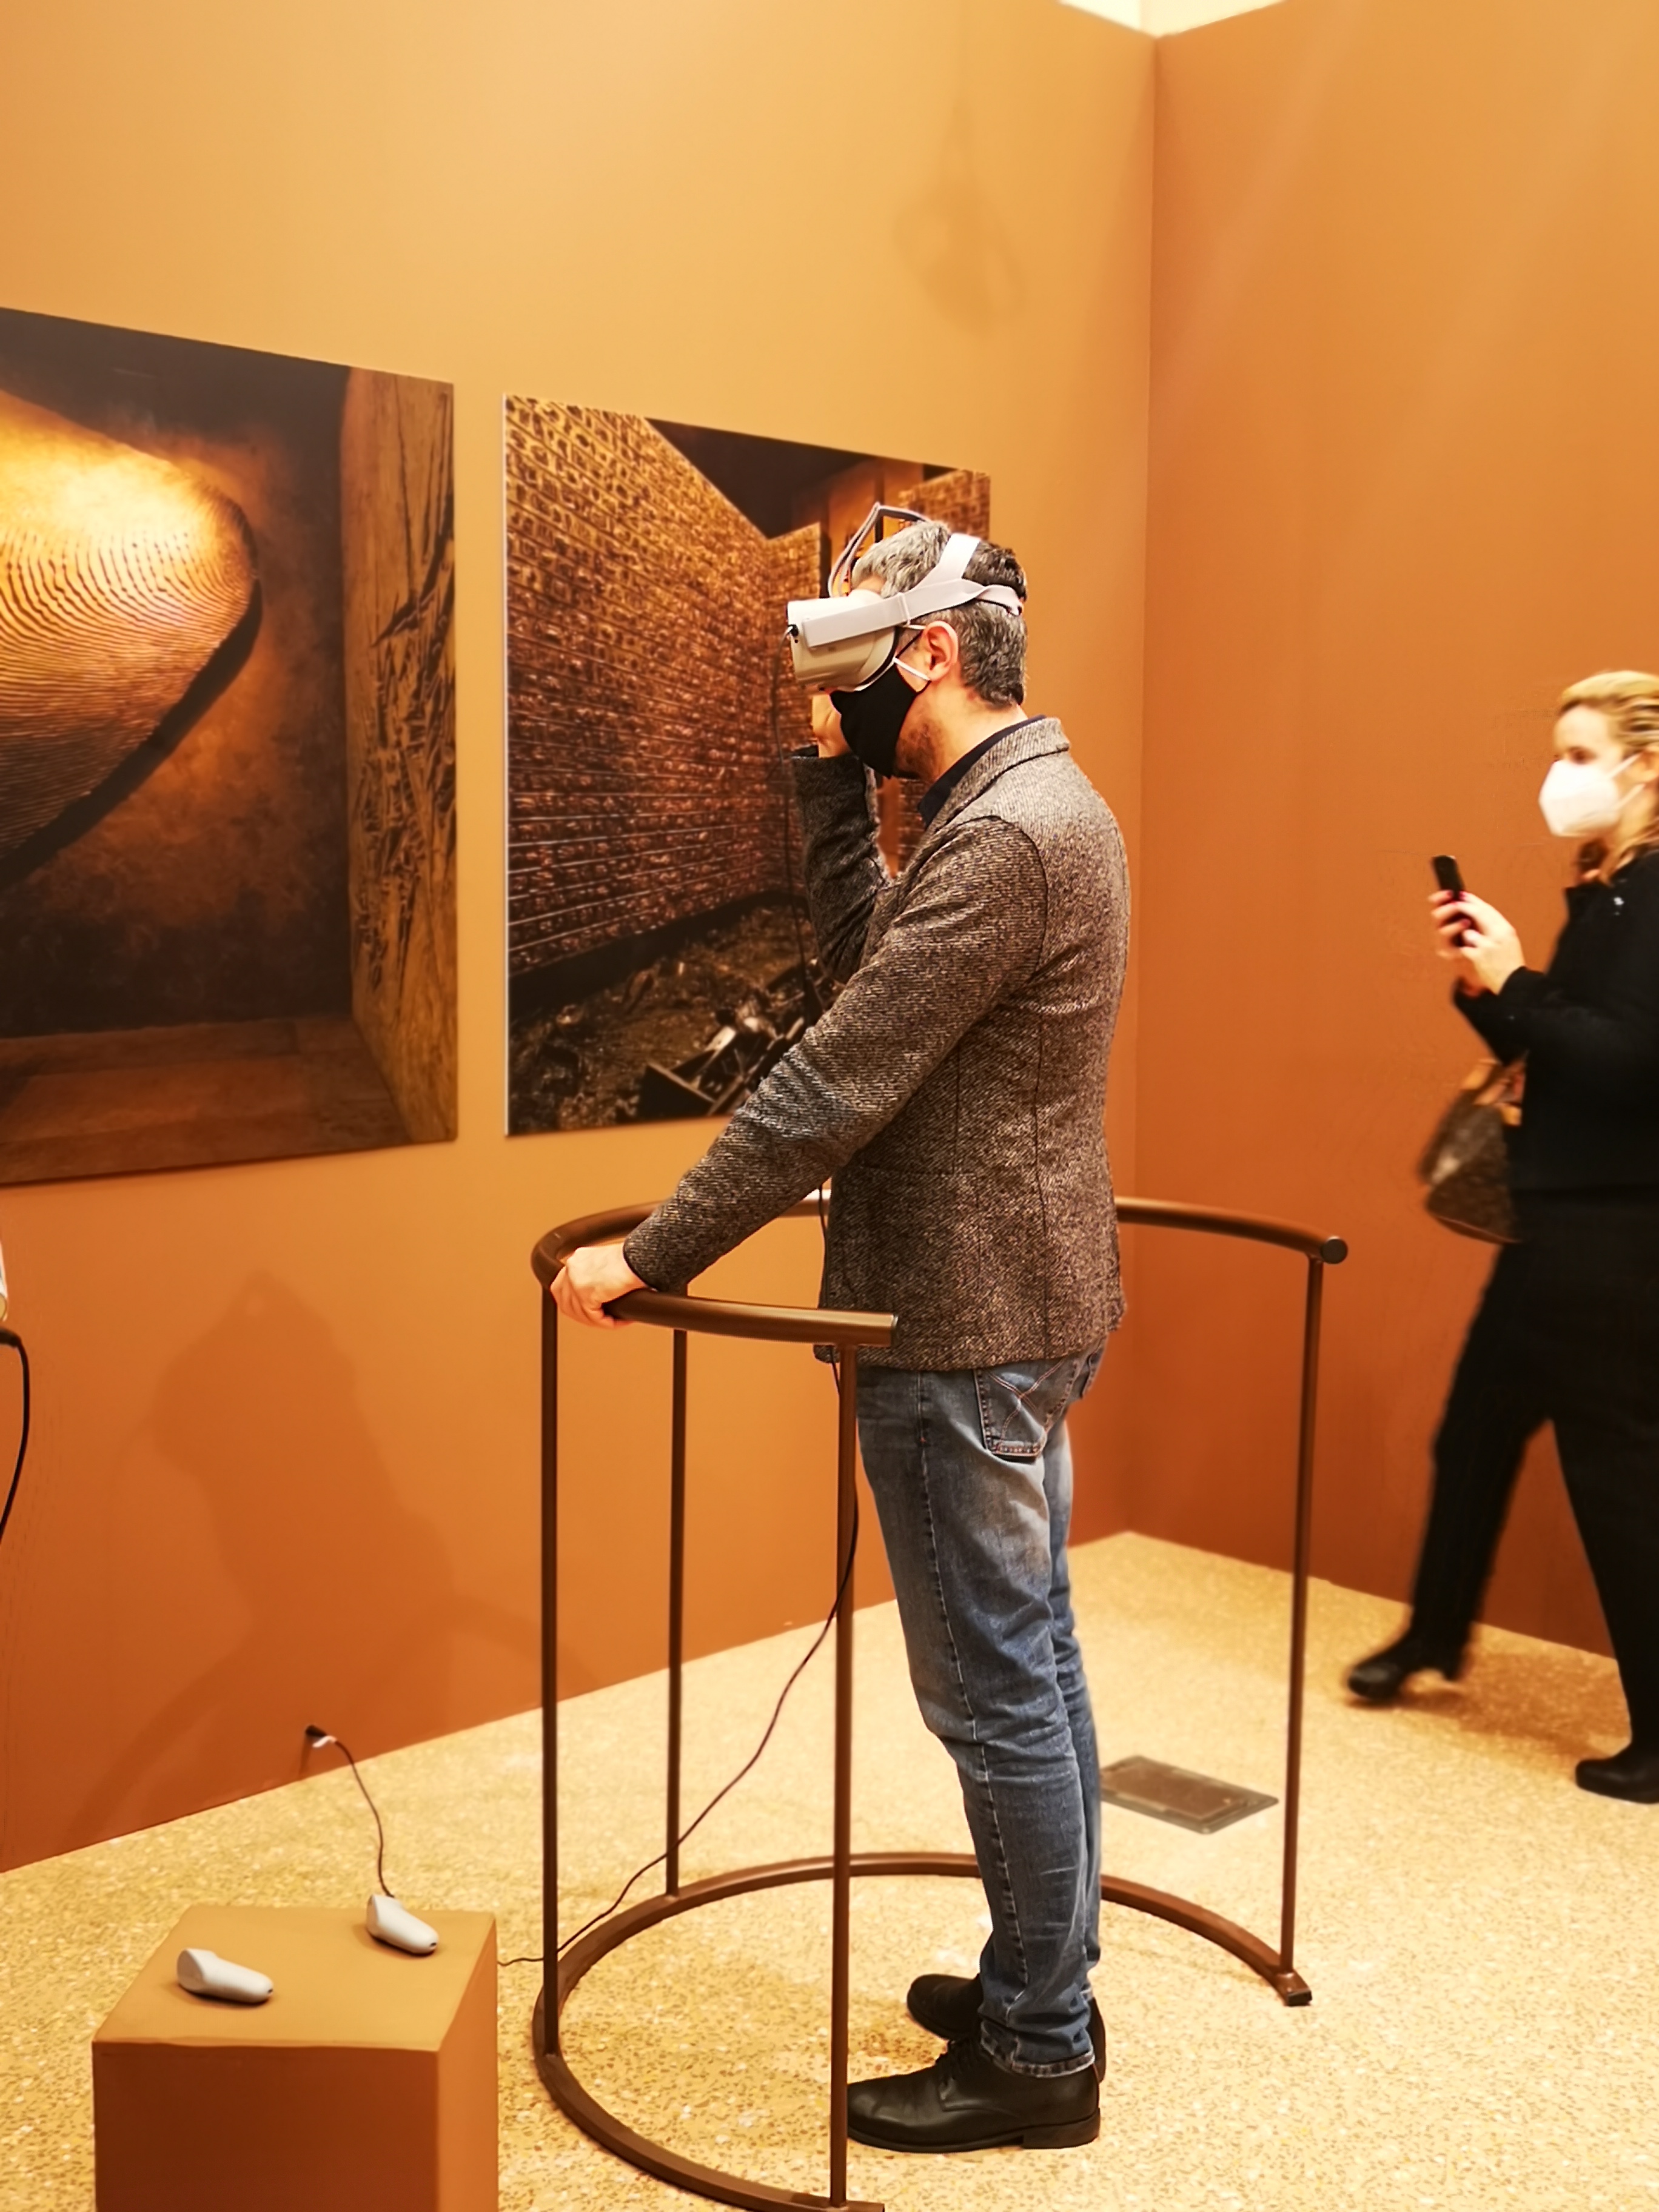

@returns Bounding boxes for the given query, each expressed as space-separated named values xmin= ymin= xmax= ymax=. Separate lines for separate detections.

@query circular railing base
xmin=534 ymin=1849 xmax=1311 ymax=2211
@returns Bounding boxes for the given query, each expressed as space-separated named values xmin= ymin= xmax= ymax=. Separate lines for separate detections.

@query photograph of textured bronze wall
xmin=0 ymin=308 xmax=456 ymax=1182
xmin=505 ymin=397 xmax=990 ymax=1130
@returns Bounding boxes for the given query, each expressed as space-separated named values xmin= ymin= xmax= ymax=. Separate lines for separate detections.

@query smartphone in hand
xmin=1431 ymin=854 xmax=1472 ymax=946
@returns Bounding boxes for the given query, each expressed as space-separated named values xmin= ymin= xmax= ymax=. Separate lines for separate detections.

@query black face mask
xmin=831 ymin=660 xmax=923 ymax=779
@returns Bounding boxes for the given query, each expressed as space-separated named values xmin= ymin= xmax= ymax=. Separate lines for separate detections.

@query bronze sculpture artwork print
xmin=0 ymin=390 xmax=258 ymax=879
xmin=0 ymin=307 xmax=457 ymax=1184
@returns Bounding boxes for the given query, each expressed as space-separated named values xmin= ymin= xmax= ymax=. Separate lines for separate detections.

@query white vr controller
xmin=176 ymin=1948 xmax=273 ymax=2005
xmin=366 ymin=1892 xmax=439 ymax=1955
xmin=175 ymin=1897 xmax=438 ymax=2003
xmin=785 ymin=505 xmax=1023 ymax=692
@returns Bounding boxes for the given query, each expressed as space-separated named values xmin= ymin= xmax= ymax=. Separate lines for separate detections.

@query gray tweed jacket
xmin=623 ymin=719 xmax=1129 ymax=1369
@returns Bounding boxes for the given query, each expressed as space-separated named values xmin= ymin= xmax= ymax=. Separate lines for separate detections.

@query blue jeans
xmin=856 ymin=1351 xmax=1104 ymax=2075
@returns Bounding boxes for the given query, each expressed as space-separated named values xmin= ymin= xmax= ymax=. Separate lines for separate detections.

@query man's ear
xmin=919 ymin=619 xmax=961 ymax=679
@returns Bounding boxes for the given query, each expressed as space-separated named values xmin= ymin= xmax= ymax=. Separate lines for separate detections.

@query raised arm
xmin=789 ymin=751 xmax=890 ymax=982
xmin=1452 ymin=882 xmax=1659 ymax=1096
xmin=1460 ymin=964 xmax=1659 ymax=1096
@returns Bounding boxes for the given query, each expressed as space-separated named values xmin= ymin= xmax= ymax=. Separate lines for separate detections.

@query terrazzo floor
xmin=2 ymin=1532 xmax=1655 ymax=2211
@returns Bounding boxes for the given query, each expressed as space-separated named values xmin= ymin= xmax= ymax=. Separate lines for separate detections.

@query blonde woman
xmin=1349 ymin=672 xmax=1659 ymax=1803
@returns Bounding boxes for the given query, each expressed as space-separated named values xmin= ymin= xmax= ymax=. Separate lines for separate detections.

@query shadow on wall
xmin=68 ymin=1276 xmax=535 ymax=1848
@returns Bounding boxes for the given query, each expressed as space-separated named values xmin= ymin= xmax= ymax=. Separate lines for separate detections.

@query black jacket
xmin=1459 ymin=850 xmax=1659 ymax=1191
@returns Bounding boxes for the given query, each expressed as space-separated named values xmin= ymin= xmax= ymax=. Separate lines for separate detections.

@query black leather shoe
xmin=1346 ymin=1632 xmax=1463 ymax=1704
xmin=1575 ymin=1744 xmax=1659 ymax=1803
xmin=907 ymin=1971 xmax=1106 ymax=2080
xmin=848 ymin=2037 xmax=1099 ymax=2153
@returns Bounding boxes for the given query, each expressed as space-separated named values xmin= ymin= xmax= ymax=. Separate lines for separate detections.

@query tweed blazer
xmin=624 ymin=719 xmax=1130 ymax=1369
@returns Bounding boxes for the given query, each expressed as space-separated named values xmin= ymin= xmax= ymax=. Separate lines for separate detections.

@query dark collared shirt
xmin=918 ymin=717 xmax=1044 ymax=826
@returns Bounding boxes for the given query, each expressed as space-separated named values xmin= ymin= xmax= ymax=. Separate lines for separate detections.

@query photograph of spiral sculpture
xmin=0 ymin=306 xmax=457 ymax=1183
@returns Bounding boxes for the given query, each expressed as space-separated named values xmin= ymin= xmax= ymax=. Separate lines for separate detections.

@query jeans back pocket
xmin=973 ymin=1356 xmax=1090 ymax=1461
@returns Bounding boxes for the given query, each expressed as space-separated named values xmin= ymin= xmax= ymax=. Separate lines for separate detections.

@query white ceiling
xmin=1061 ymin=0 xmax=1284 ymax=32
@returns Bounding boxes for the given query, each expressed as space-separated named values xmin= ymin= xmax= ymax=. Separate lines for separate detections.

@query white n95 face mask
xmin=1538 ymin=756 xmax=1635 ymax=840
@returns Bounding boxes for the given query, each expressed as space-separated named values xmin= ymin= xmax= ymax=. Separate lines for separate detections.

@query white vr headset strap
xmin=931 ymin=532 xmax=981 ymax=585
xmin=794 ymin=541 xmax=1022 ymax=646
xmin=795 ymin=580 xmax=1022 ymax=647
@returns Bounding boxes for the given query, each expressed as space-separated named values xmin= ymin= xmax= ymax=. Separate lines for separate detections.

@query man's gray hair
xmin=851 ymin=521 xmax=1028 ymax=709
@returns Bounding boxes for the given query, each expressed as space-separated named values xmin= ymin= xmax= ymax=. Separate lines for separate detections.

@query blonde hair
xmin=1557 ymin=670 xmax=1659 ymax=873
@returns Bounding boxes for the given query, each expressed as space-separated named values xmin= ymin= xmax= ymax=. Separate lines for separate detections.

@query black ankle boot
xmin=1346 ymin=1631 xmax=1462 ymax=1705
xmin=907 ymin=1971 xmax=1107 ymax=2080
xmin=848 ymin=2037 xmax=1099 ymax=2153
xmin=1575 ymin=1743 xmax=1659 ymax=1803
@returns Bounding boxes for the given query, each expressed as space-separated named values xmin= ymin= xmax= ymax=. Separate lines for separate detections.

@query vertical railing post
xmin=1278 ymin=1255 xmax=1324 ymax=1986
xmin=541 ymin=1293 xmax=561 ymax=2051
xmin=666 ymin=1330 xmax=688 ymax=1896
xmin=828 ymin=1347 xmax=859 ymax=2208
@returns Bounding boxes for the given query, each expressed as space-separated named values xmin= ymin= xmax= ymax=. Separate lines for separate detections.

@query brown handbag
xmin=1417 ymin=1058 xmax=1523 ymax=1244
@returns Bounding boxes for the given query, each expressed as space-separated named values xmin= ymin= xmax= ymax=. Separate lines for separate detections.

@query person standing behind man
xmin=1349 ymin=671 xmax=1659 ymax=1803
xmin=552 ymin=520 xmax=1129 ymax=2152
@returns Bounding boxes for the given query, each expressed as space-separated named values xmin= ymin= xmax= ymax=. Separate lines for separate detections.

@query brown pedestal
xmin=92 ymin=1904 xmax=497 ymax=2212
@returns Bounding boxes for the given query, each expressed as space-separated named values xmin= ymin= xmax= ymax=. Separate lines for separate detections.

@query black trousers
xmin=1409 ymin=1194 xmax=1659 ymax=1748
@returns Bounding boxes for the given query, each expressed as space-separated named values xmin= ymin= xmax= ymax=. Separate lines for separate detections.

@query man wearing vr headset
xmin=553 ymin=512 xmax=1128 ymax=2154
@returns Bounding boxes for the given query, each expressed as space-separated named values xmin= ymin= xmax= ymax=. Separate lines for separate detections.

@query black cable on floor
xmin=499 ymin=1486 xmax=860 ymax=1970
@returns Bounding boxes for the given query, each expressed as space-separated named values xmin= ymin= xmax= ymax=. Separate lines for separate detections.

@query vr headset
xmin=784 ymin=503 xmax=1024 ymax=692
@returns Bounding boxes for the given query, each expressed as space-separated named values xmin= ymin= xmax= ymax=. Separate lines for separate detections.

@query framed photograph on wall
xmin=504 ymin=399 xmax=990 ymax=1131
xmin=0 ymin=307 xmax=457 ymax=1184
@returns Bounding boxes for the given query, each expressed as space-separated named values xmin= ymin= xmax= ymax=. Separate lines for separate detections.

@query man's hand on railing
xmin=550 ymin=1242 xmax=646 ymax=1329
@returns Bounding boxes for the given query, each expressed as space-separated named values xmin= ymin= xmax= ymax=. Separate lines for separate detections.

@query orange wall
xmin=1131 ymin=0 xmax=1659 ymax=1653
xmin=0 ymin=0 xmax=1153 ymax=1866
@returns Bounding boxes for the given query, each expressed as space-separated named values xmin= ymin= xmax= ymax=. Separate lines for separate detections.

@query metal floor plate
xmin=1100 ymin=1754 xmax=1279 ymax=1835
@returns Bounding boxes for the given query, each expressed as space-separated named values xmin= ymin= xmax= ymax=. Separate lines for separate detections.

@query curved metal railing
xmin=531 ymin=1195 xmax=1346 ymax=2212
